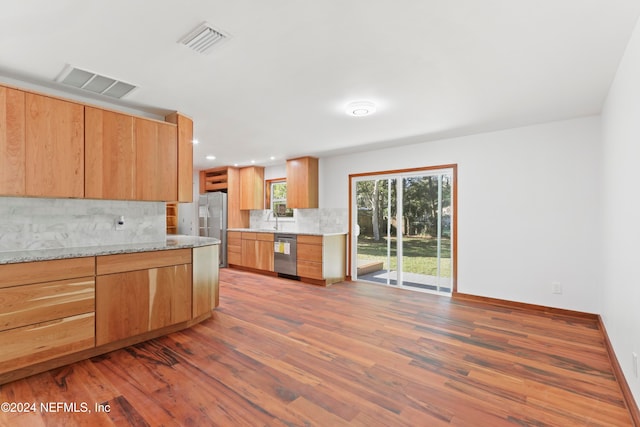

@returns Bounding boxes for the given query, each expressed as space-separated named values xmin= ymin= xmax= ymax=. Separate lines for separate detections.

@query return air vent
xmin=179 ymin=22 xmax=228 ymax=54
xmin=57 ymin=66 xmax=137 ymax=99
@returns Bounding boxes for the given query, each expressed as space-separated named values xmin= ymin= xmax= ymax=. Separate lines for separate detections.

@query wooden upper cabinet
xmin=135 ymin=117 xmax=178 ymax=201
xmin=239 ymin=166 xmax=264 ymax=210
xmin=85 ymin=107 xmax=136 ymax=200
xmin=25 ymin=93 xmax=84 ymax=198
xmin=286 ymin=156 xmax=318 ymax=209
xmin=0 ymin=86 xmax=26 ymax=196
xmin=165 ymin=113 xmax=193 ymax=202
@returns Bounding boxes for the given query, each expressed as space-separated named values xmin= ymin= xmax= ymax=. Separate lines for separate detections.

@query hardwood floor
xmin=0 ymin=268 xmax=634 ymax=426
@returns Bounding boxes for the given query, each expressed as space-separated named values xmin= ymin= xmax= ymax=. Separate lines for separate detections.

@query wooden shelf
xmin=200 ymin=167 xmax=229 ymax=193
xmin=166 ymin=202 xmax=178 ymax=234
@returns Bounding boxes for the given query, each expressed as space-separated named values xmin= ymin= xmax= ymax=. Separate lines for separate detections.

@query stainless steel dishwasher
xmin=274 ymin=234 xmax=297 ymax=276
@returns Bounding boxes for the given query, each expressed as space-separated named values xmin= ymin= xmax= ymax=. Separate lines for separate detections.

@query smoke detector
xmin=346 ymin=101 xmax=377 ymax=117
xmin=179 ymin=22 xmax=229 ymax=54
xmin=57 ymin=66 xmax=137 ymax=99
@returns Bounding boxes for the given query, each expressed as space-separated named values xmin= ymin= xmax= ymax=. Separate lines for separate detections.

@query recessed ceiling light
xmin=346 ymin=101 xmax=376 ymax=117
xmin=233 ymin=163 xmax=239 ymax=167
xmin=206 ymin=155 xmax=216 ymax=160
xmin=250 ymin=160 xmax=256 ymax=164
xmin=270 ymin=156 xmax=275 ymax=160
xmin=192 ymin=139 xmax=199 ymax=145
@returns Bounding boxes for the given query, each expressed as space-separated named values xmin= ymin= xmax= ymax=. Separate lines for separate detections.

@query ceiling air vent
xmin=179 ymin=22 xmax=228 ymax=54
xmin=57 ymin=66 xmax=137 ymax=99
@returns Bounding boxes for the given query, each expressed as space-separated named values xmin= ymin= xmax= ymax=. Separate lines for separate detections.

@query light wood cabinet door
xmin=25 ymin=93 xmax=84 ymax=198
xmin=239 ymin=166 xmax=264 ymax=210
xmin=165 ymin=112 xmax=193 ymax=202
xmin=193 ymin=245 xmax=219 ymax=318
xmin=286 ymin=156 xmax=318 ymax=209
xmin=256 ymin=240 xmax=274 ymax=272
xmin=135 ymin=117 xmax=178 ymax=201
xmin=227 ymin=167 xmax=249 ymax=228
xmin=85 ymin=107 xmax=136 ymax=199
xmin=96 ymin=264 xmax=191 ymax=345
xmin=240 ymin=233 xmax=274 ymax=271
xmin=0 ymin=85 xmax=26 ymax=195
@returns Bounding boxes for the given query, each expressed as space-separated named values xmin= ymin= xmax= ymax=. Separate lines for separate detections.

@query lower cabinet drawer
xmin=297 ymin=260 xmax=323 ymax=280
xmin=228 ymin=245 xmax=242 ymax=265
xmin=0 ymin=277 xmax=95 ymax=332
xmin=297 ymin=243 xmax=322 ymax=262
xmin=0 ymin=312 xmax=95 ymax=374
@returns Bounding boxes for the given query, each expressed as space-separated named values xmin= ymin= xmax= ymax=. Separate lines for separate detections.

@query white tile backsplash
xmin=250 ymin=208 xmax=348 ymax=234
xmin=0 ymin=197 xmax=165 ymax=252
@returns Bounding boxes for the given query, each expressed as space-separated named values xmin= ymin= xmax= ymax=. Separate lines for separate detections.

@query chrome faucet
xmin=267 ymin=210 xmax=279 ymax=231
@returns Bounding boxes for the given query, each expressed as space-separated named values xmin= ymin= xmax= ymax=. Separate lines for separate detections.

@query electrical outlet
xmin=633 ymin=352 xmax=638 ymax=378
xmin=551 ymin=282 xmax=562 ymax=294
xmin=115 ymin=215 xmax=125 ymax=231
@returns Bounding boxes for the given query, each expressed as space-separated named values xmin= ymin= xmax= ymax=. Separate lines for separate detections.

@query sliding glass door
xmin=352 ymin=167 xmax=454 ymax=295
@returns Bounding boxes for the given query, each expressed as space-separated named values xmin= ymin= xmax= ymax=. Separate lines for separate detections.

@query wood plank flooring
xmin=0 ymin=268 xmax=634 ymax=426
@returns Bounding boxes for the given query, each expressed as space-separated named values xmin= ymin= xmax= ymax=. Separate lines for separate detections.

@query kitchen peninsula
xmin=0 ymin=235 xmax=220 ymax=385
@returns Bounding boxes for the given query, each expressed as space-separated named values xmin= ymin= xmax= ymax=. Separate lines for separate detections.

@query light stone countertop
xmin=0 ymin=235 xmax=220 ymax=265
xmin=226 ymin=228 xmax=347 ymax=237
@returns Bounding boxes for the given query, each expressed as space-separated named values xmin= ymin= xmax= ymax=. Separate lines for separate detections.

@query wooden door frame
xmin=348 ymin=164 xmax=458 ymax=293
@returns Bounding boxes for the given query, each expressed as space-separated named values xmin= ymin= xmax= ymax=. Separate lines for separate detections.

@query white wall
xmin=321 ymin=117 xmax=602 ymax=314
xmin=602 ymin=17 xmax=640 ymax=403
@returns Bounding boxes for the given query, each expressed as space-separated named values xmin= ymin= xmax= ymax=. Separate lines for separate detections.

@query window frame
xmin=265 ymin=178 xmax=294 ymax=218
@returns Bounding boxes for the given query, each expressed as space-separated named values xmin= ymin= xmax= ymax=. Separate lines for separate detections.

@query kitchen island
xmin=0 ymin=235 xmax=220 ymax=384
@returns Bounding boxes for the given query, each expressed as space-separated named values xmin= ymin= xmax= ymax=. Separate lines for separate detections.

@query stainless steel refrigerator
xmin=198 ymin=192 xmax=227 ymax=267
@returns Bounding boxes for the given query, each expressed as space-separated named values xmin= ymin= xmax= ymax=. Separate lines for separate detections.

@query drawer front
xmin=97 ymin=249 xmax=191 ymax=275
xmin=0 ymin=257 xmax=95 ymax=289
xmin=256 ymin=233 xmax=274 ymax=242
xmin=241 ymin=232 xmax=257 ymax=240
xmin=297 ymin=260 xmax=323 ymax=280
xmin=228 ymin=234 xmax=242 ymax=247
xmin=297 ymin=234 xmax=322 ymax=245
xmin=0 ymin=312 xmax=95 ymax=375
xmin=228 ymin=252 xmax=242 ymax=265
xmin=297 ymin=243 xmax=322 ymax=262
xmin=227 ymin=231 xmax=241 ymax=240
xmin=0 ymin=277 xmax=95 ymax=332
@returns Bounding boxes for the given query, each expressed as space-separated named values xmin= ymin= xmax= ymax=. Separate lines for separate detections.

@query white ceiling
xmin=1 ymin=1 xmax=639 ymax=170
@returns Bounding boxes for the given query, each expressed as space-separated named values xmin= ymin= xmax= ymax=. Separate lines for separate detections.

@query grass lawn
xmin=357 ymin=236 xmax=452 ymax=277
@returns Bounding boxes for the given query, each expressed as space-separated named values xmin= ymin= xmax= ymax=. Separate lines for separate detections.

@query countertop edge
xmin=0 ymin=235 xmax=220 ymax=265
